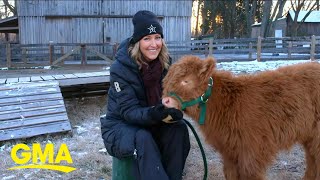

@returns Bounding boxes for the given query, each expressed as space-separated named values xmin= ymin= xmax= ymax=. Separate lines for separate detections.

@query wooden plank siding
xmin=17 ymin=0 xmax=192 ymax=44
xmin=0 ymin=71 xmax=110 ymax=86
xmin=0 ymin=70 xmax=111 ymax=98
xmin=0 ymin=81 xmax=71 ymax=141
xmin=0 ymin=70 xmax=111 ymax=141
xmin=18 ymin=1 xmax=191 ymax=16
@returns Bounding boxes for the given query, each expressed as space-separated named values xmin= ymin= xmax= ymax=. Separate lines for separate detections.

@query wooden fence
xmin=0 ymin=42 xmax=117 ymax=68
xmin=167 ymin=35 xmax=320 ymax=62
xmin=1 ymin=36 xmax=319 ymax=67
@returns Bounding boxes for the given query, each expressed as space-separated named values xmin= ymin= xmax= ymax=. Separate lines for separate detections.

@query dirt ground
xmin=0 ymin=96 xmax=306 ymax=180
xmin=0 ymin=67 xmax=306 ymax=180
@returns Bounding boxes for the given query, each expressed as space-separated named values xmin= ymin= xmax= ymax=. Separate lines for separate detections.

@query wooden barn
xmin=251 ymin=17 xmax=287 ymax=38
xmin=14 ymin=0 xmax=192 ymax=44
xmin=286 ymin=10 xmax=320 ymax=37
xmin=251 ymin=10 xmax=320 ymax=38
xmin=0 ymin=16 xmax=19 ymax=43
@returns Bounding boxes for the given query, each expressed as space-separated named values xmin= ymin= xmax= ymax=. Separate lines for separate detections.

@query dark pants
xmin=133 ymin=120 xmax=190 ymax=180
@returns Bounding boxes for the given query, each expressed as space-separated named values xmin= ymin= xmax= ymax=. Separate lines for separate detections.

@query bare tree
xmin=289 ymin=0 xmax=317 ymax=36
xmin=1 ymin=0 xmax=17 ymax=42
xmin=194 ymin=0 xmax=202 ymax=37
xmin=260 ymin=1 xmax=272 ymax=37
xmin=1 ymin=0 xmax=16 ymax=18
xmin=244 ymin=0 xmax=258 ymax=37
xmin=267 ymin=0 xmax=287 ymax=37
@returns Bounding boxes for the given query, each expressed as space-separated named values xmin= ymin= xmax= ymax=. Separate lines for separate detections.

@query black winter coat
xmin=100 ymin=38 xmax=169 ymax=158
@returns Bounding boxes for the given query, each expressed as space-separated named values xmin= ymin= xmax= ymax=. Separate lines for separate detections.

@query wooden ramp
xmin=0 ymin=81 xmax=71 ymax=141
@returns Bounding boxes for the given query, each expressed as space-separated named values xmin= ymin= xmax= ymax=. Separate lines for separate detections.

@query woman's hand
xmin=149 ymin=104 xmax=183 ymax=123
xmin=162 ymin=108 xmax=183 ymax=123
xmin=149 ymin=104 xmax=169 ymax=122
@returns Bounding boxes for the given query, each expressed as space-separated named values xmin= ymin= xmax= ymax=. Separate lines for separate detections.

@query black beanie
xmin=131 ymin=10 xmax=163 ymax=44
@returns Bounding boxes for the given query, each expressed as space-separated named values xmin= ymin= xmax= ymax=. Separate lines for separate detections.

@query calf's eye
xmin=181 ymin=80 xmax=189 ymax=86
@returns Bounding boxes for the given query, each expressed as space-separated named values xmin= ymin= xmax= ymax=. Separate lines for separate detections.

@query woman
xmin=100 ymin=10 xmax=190 ymax=180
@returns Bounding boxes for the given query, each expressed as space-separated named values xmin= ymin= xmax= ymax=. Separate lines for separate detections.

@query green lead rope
xmin=168 ymin=77 xmax=213 ymax=125
xmin=184 ymin=119 xmax=208 ymax=180
xmin=168 ymin=77 xmax=213 ymax=180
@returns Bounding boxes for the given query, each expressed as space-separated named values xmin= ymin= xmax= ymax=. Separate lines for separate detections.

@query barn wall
xmin=18 ymin=0 xmax=191 ymax=16
xmin=251 ymin=26 xmax=260 ymax=38
xmin=286 ymin=15 xmax=320 ymax=37
xmin=299 ymin=23 xmax=320 ymax=36
xmin=274 ymin=18 xmax=287 ymax=37
xmin=17 ymin=0 xmax=192 ymax=44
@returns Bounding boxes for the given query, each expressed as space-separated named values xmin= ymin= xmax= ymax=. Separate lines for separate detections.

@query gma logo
xmin=8 ymin=143 xmax=76 ymax=173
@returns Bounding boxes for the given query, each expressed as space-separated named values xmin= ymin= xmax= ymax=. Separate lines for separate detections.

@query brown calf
xmin=162 ymin=55 xmax=320 ymax=180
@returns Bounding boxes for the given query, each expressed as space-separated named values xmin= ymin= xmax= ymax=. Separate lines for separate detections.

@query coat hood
xmin=114 ymin=38 xmax=139 ymax=72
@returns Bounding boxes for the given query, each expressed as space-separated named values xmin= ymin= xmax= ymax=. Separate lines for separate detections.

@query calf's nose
xmin=162 ymin=97 xmax=178 ymax=109
xmin=162 ymin=97 xmax=170 ymax=107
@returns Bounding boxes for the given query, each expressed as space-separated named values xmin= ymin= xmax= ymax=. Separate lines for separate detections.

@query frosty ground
xmin=0 ymin=58 xmax=314 ymax=180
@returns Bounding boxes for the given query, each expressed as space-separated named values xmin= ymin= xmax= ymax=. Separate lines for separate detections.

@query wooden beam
xmin=0 ymin=27 xmax=19 ymax=31
xmin=0 ymin=121 xmax=71 ymax=141
xmin=0 ymin=86 xmax=61 ymax=99
xmin=310 ymin=35 xmax=316 ymax=61
xmin=52 ymin=46 xmax=80 ymax=65
xmin=87 ymin=47 xmax=113 ymax=63
xmin=45 ymin=15 xmax=164 ymax=19
xmin=0 ymin=114 xmax=68 ymax=130
xmin=58 ymin=76 xmax=110 ymax=87
xmin=0 ymin=93 xmax=63 ymax=106
xmin=257 ymin=36 xmax=262 ymax=62
xmin=6 ymin=43 xmax=11 ymax=67
xmin=80 ymin=44 xmax=87 ymax=65
xmin=49 ymin=42 xmax=54 ymax=65
xmin=0 ymin=100 xmax=64 ymax=113
xmin=0 ymin=106 xmax=66 ymax=121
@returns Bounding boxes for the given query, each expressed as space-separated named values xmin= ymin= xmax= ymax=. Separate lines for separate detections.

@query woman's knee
xmin=135 ymin=129 xmax=158 ymax=149
xmin=171 ymin=120 xmax=189 ymax=135
xmin=135 ymin=129 xmax=154 ymax=143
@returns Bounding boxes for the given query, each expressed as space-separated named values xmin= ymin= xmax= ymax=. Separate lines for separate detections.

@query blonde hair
xmin=129 ymin=39 xmax=170 ymax=70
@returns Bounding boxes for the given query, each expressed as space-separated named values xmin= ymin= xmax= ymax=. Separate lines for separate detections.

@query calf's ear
xmin=199 ymin=57 xmax=216 ymax=81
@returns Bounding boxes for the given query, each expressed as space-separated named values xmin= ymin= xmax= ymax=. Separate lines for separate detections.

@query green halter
xmin=168 ymin=77 xmax=213 ymax=125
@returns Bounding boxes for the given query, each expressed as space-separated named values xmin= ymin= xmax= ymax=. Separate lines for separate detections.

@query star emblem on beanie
xmin=147 ymin=25 xmax=157 ymax=34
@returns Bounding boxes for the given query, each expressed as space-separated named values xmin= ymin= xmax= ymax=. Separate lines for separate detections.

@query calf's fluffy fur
xmin=162 ymin=55 xmax=320 ymax=180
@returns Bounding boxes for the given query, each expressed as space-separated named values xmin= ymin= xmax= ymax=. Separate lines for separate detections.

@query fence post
xmin=6 ymin=43 xmax=11 ymax=68
xmin=22 ymin=48 xmax=27 ymax=65
xmin=257 ymin=36 xmax=261 ymax=62
xmin=113 ymin=43 xmax=119 ymax=60
xmin=288 ymin=41 xmax=292 ymax=59
xmin=81 ymin=44 xmax=87 ymax=65
xmin=60 ymin=46 xmax=65 ymax=64
xmin=249 ymin=42 xmax=253 ymax=60
xmin=208 ymin=38 xmax=213 ymax=57
xmin=310 ymin=35 xmax=316 ymax=61
xmin=49 ymin=41 xmax=54 ymax=65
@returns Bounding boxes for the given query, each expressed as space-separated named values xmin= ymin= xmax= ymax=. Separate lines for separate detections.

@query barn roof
xmin=288 ymin=10 xmax=320 ymax=23
xmin=0 ymin=16 xmax=18 ymax=33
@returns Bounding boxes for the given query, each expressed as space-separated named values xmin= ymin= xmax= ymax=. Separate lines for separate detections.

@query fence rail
xmin=1 ymin=36 xmax=320 ymax=68
xmin=0 ymin=42 xmax=118 ymax=68
xmin=167 ymin=35 xmax=320 ymax=62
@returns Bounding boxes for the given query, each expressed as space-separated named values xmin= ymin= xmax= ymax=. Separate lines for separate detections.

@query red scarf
xmin=141 ymin=59 xmax=162 ymax=106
